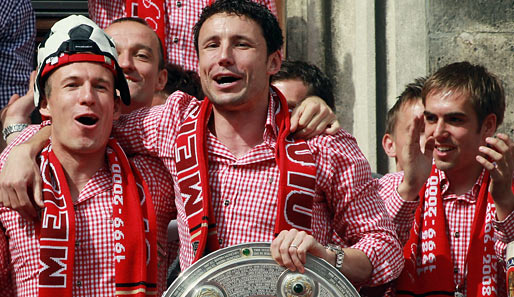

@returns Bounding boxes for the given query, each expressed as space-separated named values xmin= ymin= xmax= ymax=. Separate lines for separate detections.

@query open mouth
xmin=214 ymin=75 xmax=240 ymax=85
xmin=75 ymin=115 xmax=99 ymax=126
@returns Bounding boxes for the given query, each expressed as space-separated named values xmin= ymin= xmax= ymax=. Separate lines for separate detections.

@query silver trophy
xmin=163 ymin=242 xmax=359 ymax=297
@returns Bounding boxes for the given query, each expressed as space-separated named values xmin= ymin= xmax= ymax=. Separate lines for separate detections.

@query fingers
xmin=33 ymin=172 xmax=44 ymax=208
xmin=271 ymin=229 xmax=313 ymax=273
xmin=289 ymin=103 xmax=305 ymax=133
xmin=324 ymin=118 xmax=341 ymax=135
xmin=7 ymin=94 xmax=21 ymax=105
xmin=477 ymin=134 xmax=514 ymax=177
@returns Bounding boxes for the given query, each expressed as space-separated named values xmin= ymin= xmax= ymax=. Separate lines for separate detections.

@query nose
xmin=117 ymin=51 xmax=134 ymax=73
xmin=217 ymin=44 xmax=234 ymax=67
xmin=78 ymin=83 xmax=96 ymax=106
xmin=432 ymin=119 xmax=448 ymax=139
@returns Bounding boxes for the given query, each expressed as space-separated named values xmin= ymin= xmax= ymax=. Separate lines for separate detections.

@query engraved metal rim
xmin=163 ymin=242 xmax=359 ymax=297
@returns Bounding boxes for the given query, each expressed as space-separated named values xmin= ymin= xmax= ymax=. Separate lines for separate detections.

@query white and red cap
xmin=34 ymin=15 xmax=130 ymax=106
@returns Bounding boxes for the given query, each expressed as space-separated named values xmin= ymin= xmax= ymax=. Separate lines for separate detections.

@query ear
xmin=155 ymin=68 xmax=168 ymax=92
xmin=382 ymin=133 xmax=397 ymax=158
xmin=481 ymin=113 xmax=497 ymax=138
xmin=267 ymin=50 xmax=282 ymax=76
xmin=113 ymin=96 xmax=122 ymax=121
xmin=39 ymin=97 xmax=51 ymax=118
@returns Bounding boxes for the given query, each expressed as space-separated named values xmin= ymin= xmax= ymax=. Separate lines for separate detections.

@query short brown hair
xmin=422 ymin=61 xmax=505 ymax=128
xmin=385 ymin=77 xmax=425 ymax=135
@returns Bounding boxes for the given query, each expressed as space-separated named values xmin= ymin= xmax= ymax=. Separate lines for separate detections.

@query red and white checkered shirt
xmin=379 ymin=170 xmax=514 ymax=296
xmin=112 ymin=90 xmax=404 ymax=286
xmin=0 ymin=125 xmax=176 ymax=297
xmin=89 ymin=0 xmax=277 ymax=71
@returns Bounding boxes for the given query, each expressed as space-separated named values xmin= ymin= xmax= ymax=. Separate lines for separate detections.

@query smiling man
xmin=110 ymin=0 xmax=402 ymax=286
xmin=380 ymin=62 xmax=514 ymax=297
xmin=105 ymin=18 xmax=168 ymax=113
xmin=0 ymin=0 xmax=402 ymax=288
xmin=0 ymin=15 xmax=176 ymax=296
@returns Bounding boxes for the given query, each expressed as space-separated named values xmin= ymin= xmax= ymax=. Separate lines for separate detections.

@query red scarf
xmin=175 ymin=87 xmax=317 ymax=263
xmin=125 ymin=0 xmax=167 ymax=56
xmin=38 ymin=138 xmax=157 ymax=297
xmin=396 ymin=165 xmax=498 ymax=297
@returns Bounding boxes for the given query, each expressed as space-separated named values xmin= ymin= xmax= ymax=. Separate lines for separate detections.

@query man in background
xmin=381 ymin=77 xmax=425 ymax=172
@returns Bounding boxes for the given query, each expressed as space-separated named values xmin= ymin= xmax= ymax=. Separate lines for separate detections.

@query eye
xmin=205 ymin=42 xmax=218 ymax=49
xmin=424 ymin=114 xmax=437 ymax=123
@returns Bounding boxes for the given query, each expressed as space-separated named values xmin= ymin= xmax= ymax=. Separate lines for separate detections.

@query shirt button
xmin=454 ymin=267 xmax=459 ymax=273
xmin=173 ymin=37 xmax=179 ymax=43
xmin=224 ymin=199 xmax=230 ymax=206
xmin=76 ymin=280 xmax=82 ymax=287
xmin=75 ymin=241 xmax=80 ymax=247
xmin=176 ymin=0 xmax=182 ymax=7
xmin=454 ymin=231 xmax=460 ymax=238
xmin=218 ymin=238 xmax=223 ymax=245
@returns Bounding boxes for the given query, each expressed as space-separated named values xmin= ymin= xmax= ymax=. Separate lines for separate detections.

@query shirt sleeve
xmin=492 ymin=208 xmax=514 ymax=262
xmin=0 ymin=125 xmax=41 ymax=171
xmin=88 ymin=0 xmax=125 ymax=29
xmin=313 ymin=131 xmax=404 ymax=286
xmin=112 ymin=91 xmax=196 ymax=158
xmin=0 ymin=224 xmax=14 ymax=297
xmin=0 ymin=0 xmax=35 ymax=108
xmin=379 ymin=172 xmax=419 ymax=245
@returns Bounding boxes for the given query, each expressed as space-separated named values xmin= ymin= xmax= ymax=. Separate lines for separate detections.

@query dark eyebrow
xmin=134 ymin=43 xmax=154 ymax=54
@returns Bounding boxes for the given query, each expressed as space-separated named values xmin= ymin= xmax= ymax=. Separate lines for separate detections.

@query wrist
xmin=2 ymin=123 xmax=29 ymax=141
xmin=397 ymin=181 xmax=421 ymax=201
xmin=326 ymin=243 xmax=344 ymax=270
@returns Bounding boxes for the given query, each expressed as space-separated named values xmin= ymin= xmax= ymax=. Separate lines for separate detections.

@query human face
xmin=40 ymin=62 xmax=120 ymax=156
xmin=272 ymin=79 xmax=310 ymax=108
xmin=197 ymin=13 xmax=281 ymax=112
xmin=424 ymin=89 xmax=493 ymax=177
xmin=393 ymin=99 xmax=425 ymax=170
xmin=106 ymin=21 xmax=166 ymax=113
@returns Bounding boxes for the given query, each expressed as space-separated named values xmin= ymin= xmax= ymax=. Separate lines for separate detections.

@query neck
xmin=51 ymin=144 xmax=105 ymax=201
xmin=210 ymin=95 xmax=269 ymax=159
xmin=445 ymin=164 xmax=483 ymax=196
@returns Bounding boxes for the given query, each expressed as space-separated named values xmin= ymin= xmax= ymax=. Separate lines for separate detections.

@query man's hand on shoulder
xmin=290 ymin=96 xmax=340 ymax=139
xmin=0 ymin=126 xmax=50 ymax=220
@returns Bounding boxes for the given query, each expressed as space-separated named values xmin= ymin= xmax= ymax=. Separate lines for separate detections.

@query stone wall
xmin=284 ymin=0 xmax=514 ymax=174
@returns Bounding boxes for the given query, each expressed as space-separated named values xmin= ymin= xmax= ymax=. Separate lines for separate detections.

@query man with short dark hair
xmin=380 ymin=62 xmax=514 ymax=296
xmin=271 ymin=60 xmax=335 ymax=109
xmin=0 ymin=0 xmax=402 ymax=287
xmin=382 ymin=77 xmax=426 ymax=172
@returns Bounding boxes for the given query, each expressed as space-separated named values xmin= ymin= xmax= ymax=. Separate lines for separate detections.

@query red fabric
xmin=38 ymin=139 xmax=157 ymax=297
xmin=112 ymin=90 xmax=404 ymax=286
xmin=396 ymin=165 xmax=498 ymax=297
xmin=40 ymin=53 xmax=116 ymax=79
xmin=175 ymin=87 xmax=316 ymax=263
xmin=0 ymin=125 xmax=176 ymax=297
xmin=38 ymin=144 xmax=76 ymax=297
xmin=125 ymin=0 xmax=167 ymax=59
xmin=90 ymin=0 xmax=277 ymax=71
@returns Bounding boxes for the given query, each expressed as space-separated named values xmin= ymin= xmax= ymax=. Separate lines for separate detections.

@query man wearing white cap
xmin=0 ymin=15 xmax=175 ymax=296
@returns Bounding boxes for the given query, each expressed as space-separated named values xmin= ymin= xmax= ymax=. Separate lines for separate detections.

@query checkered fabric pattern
xmin=379 ymin=170 xmax=514 ymax=296
xmin=112 ymin=90 xmax=404 ymax=286
xmin=0 ymin=125 xmax=176 ymax=297
xmin=0 ymin=0 xmax=35 ymax=108
xmin=89 ymin=0 xmax=277 ymax=71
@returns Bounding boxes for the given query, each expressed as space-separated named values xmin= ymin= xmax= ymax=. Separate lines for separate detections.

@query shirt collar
xmin=439 ymin=168 xmax=486 ymax=202
xmin=263 ymin=87 xmax=282 ymax=148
